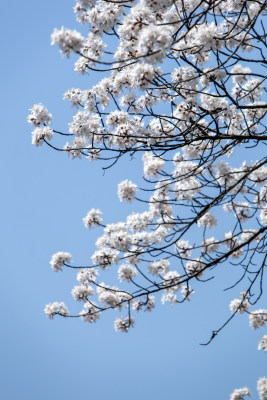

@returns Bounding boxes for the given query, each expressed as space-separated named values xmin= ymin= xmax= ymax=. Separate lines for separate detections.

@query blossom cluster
xmin=30 ymin=0 xmax=267 ymax=395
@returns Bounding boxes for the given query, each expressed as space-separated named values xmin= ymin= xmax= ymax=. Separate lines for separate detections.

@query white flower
xmin=137 ymin=25 xmax=172 ymax=63
xmin=249 ymin=310 xmax=267 ymax=329
xmin=143 ymin=152 xmax=164 ymax=178
xmin=51 ymin=26 xmax=84 ymax=57
xmin=83 ymin=208 xmax=102 ymax=229
xmin=71 ymin=285 xmax=94 ymax=301
xmin=185 ymin=259 xmax=204 ymax=277
xmin=118 ymin=264 xmax=138 ymax=282
xmin=114 ymin=316 xmax=134 ymax=332
xmin=63 ymin=88 xmax=83 ymax=108
xmin=260 ymin=206 xmax=267 ymax=225
xmin=31 ymin=127 xmax=53 ymax=146
xmin=130 ymin=64 xmax=162 ymax=89
xmin=98 ymin=289 xmax=121 ymax=308
xmin=132 ymin=295 xmax=155 ymax=312
xmin=149 ymin=259 xmax=170 ymax=276
xmin=258 ymin=335 xmax=267 ymax=352
xmin=197 ymin=212 xmax=217 ymax=228
xmin=162 ymin=271 xmax=181 ymax=292
xmin=231 ymin=64 xmax=251 ymax=84
xmin=50 ymin=252 xmax=72 ymax=272
xmin=230 ymin=387 xmax=251 ymax=400
xmin=27 ymin=104 xmax=52 ymax=126
xmin=161 ymin=292 xmax=177 ymax=305
xmin=175 ymin=240 xmax=192 ymax=258
xmin=92 ymin=248 xmax=120 ymax=268
xmin=181 ymin=285 xmax=194 ymax=301
xmin=106 ymin=111 xmax=129 ymax=127
xmin=80 ymin=303 xmax=100 ymax=323
xmin=202 ymin=237 xmax=219 ymax=253
xmin=126 ymin=211 xmax=153 ymax=232
xmin=229 ymin=292 xmax=250 ymax=314
xmin=44 ymin=302 xmax=69 ymax=319
xmin=64 ymin=137 xmax=86 ymax=159
xmin=257 ymin=377 xmax=267 ymax=400
xmin=77 ymin=268 xmax=98 ymax=284
xmin=118 ymin=180 xmax=138 ymax=203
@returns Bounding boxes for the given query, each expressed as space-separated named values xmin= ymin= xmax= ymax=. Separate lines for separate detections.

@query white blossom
xmin=258 ymin=335 xmax=267 ymax=352
xmin=44 ymin=302 xmax=69 ymax=319
xmin=50 ymin=252 xmax=72 ymax=272
xmin=162 ymin=270 xmax=181 ymax=292
xmin=80 ymin=302 xmax=100 ymax=323
xmin=132 ymin=295 xmax=155 ymax=312
xmin=27 ymin=104 xmax=52 ymax=126
xmin=181 ymin=285 xmax=194 ymax=301
xmin=51 ymin=26 xmax=84 ymax=57
xmin=143 ymin=153 xmax=164 ymax=178
xmin=77 ymin=268 xmax=98 ymax=284
xmin=118 ymin=264 xmax=138 ymax=282
xmin=114 ymin=316 xmax=134 ymax=332
xmin=71 ymin=285 xmax=94 ymax=301
xmin=92 ymin=248 xmax=120 ymax=268
xmin=118 ymin=180 xmax=138 ymax=203
xmin=149 ymin=259 xmax=170 ymax=276
xmin=229 ymin=292 xmax=250 ymax=314
xmin=83 ymin=208 xmax=102 ymax=229
xmin=185 ymin=259 xmax=204 ymax=277
xmin=230 ymin=387 xmax=251 ymax=400
xmin=257 ymin=377 xmax=267 ymax=400
xmin=31 ymin=127 xmax=53 ymax=146
xmin=197 ymin=212 xmax=217 ymax=228
xmin=136 ymin=25 xmax=172 ymax=63
xmin=249 ymin=310 xmax=267 ymax=329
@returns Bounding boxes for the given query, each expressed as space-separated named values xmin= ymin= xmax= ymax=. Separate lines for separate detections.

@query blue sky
xmin=1 ymin=1 xmax=266 ymax=399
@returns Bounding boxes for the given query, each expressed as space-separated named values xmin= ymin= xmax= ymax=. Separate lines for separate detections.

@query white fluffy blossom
xmin=114 ymin=316 xmax=134 ymax=332
xmin=197 ymin=212 xmax=217 ymax=228
xmin=77 ymin=268 xmax=98 ymax=284
xmin=230 ymin=387 xmax=251 ymax=400
xmin=51 ymin=26 xmax=84 ymax=57
xmin=181 ymin=285 xmax=194 ymax=301
xmin=118 ymin=264 xmax=138 ymax=282
xmin=118 ymin=180 xmax=138 ymax=203
xmin=71 ymin=285 xmax=94 ymax=301
xmin=175 ymin=240 xmax=192 ymax=258
xmin=44 ymin=302 xmax=69 ymax=319
xmin=257 ymin=377 xmax=267 ymax=400
xmin=260 ymin=206 xmax=267 ymax=225
xmin=149 ymin=259 xmax=170 ymax=276
xmin=64 ymin=137 xmax=86 ymax=159
xmin=185 ymin=259 xmax=204 ymax=277
xmin=249 ymin=310 xmax=267 ymax=329
xmin=162 ymin=270 xmax=181 ymax=292
xmin=258 ymin=335 xmax=267 ymax=352
xmin=27 ymin=104 xmax=52 ymax=126
xmin=202 ymin=237 xmax=219 ymax=253
xmin=132 ymin=295 xmax=155 ymax=312
xmin=80 ymin=302 xmax=100 ymax=323
xmin=106 ymin=111 xmax=129 ymax=127
xmin=161 ymin=292 xmax=177 ymax=305
xmin=83 ymin=208 xmax=102 ymax=229
xmin=50 ymin=251 xmax=72 ymax=272
xmin=231 ymin=64 xmax=251 ymax=84
xmin=143 ymin=152 xmax=164 ymax=178
xmin=137 ymin=25 xmax=172 ymax=63
xmin=31 ymin=127 xmax=53 ymax=146
xmin=92 ymin=248 xmax=120 ymax=268
xmin=229 ymin=292 xmax=250 ymax=314
xmin=126 ymin=211 xmax=153 ymax=232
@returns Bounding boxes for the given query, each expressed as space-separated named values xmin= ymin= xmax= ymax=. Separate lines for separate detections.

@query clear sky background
xmin=1 ymin=1 xmax=266 ymax=399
